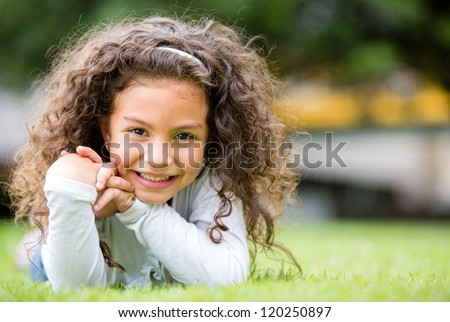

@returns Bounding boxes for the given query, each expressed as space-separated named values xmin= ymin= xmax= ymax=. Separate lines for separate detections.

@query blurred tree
xmin=0 ymin=0 xmax=103 ymax=89
xmin=0 ymin=0 xmax=449 ymax=90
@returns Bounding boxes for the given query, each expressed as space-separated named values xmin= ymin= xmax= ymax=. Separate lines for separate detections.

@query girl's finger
xmin=76 ymin=145 xmax=102 ymax=163
xmin=105 ymin=176 xmax=134 ymax=192
xmin=93 ymin=189 xmax=135 ymax=218
xmin=59 ymin=150 xmax=70 ymax=158
xmin=93 ymin=189 xmax=116 ymax=217
xmin=95 ymin=165 xmax=117 ymax=190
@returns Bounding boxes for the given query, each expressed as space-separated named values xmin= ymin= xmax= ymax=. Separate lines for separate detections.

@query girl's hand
xmin=73 ymin=146 xmax=117 ymax=191
xmin=71 ymin=146 xmax=135 ymax=218
xmin=93 ymin=176 xmax=135 ymax=218
xmin=49 ymin=151 xmax=101 ymax=187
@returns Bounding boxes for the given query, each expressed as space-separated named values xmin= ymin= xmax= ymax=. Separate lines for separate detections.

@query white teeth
xmin=139 ymin=173 xmax=170 ymax=182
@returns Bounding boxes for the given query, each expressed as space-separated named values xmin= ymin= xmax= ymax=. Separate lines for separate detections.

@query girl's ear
xmin=99 ymin=118 xmax=111 ymax=142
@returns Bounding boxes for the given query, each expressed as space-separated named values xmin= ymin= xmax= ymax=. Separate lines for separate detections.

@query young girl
xmin=10 ymin=15 xmax=299 ymax=291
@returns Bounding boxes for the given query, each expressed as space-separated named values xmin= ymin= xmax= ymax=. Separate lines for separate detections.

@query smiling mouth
xmin=138 ymin=172 xmax=173 ymax=182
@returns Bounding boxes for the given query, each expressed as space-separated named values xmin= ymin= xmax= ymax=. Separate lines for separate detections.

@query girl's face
xmin=103 ymin=77 xmax=209 ymax=204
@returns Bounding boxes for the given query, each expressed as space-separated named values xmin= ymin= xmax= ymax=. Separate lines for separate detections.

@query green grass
xmin=1 ymin=219 xmax=449 ymax=301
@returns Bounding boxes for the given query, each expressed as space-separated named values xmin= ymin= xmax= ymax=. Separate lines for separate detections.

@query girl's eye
xmin=129 ymin=128 xmax=147 ymax=136
xmin=174 ymin=132 xmax=196 ymax=141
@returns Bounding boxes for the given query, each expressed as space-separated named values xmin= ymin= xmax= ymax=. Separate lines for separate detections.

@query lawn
xmin=1 ymin=219 xmax=449 ymax=301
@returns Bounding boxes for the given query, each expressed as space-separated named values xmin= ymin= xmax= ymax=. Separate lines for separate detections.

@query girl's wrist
xmin=44 ymin=174 xmax=97 ymax=204
xmin=115 ymin=198 xmax=149 ymax=225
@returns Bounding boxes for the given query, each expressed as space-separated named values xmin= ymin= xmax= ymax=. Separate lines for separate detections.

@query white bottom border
xmin=2 ymin=302 xmax=449 ymax=322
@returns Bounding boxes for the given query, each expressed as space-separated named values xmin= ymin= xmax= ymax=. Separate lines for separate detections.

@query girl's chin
xmin=134 ymin=191 xmax=173 ymax=205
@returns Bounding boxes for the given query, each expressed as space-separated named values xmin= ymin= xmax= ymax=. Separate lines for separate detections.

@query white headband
xmin=157 ymin=47 xmax=204 ymax=67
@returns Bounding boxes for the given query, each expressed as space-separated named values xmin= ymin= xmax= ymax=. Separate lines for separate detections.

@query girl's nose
xmin=144 ymin=141 xmax=173 ymax=168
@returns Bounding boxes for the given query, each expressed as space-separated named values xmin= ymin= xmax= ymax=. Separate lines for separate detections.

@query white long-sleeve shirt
xmin=41 ymin=170 xmax=249 ymax=291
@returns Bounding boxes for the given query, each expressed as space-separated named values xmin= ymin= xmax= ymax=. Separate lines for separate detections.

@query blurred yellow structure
xmin=275 ymin=83 xmax=450 ymax=130
xmin=273 ymin=82 xmax=450 ymax=219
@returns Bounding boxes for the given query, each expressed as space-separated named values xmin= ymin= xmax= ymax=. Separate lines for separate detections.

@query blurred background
xmin=0 ymin=0 xmax=449 ymax=221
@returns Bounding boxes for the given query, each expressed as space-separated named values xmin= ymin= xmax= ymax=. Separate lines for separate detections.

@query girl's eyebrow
xmin=123 ymin=116 xmax=203 ymax=131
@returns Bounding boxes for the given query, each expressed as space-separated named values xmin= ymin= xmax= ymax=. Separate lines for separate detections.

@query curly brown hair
xmin=9 ymin=15 xmax=300 ymax=274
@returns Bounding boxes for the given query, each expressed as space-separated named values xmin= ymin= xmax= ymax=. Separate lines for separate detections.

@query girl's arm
xmin=42 ymin=175 xmax=108 ymax=290
xmin=42 ymin=152 xmax=134 ymax=290
xmin=116 ymin=175 xmax=250 ymax=286
xmin=42 ymin=155 xmax=107 ymax=290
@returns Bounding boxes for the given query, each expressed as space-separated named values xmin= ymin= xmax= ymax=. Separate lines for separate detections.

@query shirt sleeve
xmin=115 ymin=177 xmax=250 ymax=286
xmin=42 ymin=175 xmax=108 ymax=291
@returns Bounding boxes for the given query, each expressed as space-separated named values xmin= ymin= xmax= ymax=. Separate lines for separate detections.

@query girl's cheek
xmin=109 ymin=146 xmax=141 ymax=170
xmin=176 ymin=148 xmax=204 ymax=170
xmin=193 ymin=146 xmax=206 ymax=168
xmin=124 ymin=148 xmax=143 ymax=169
xmin=108 ymin=148 xmax=122 ymax=168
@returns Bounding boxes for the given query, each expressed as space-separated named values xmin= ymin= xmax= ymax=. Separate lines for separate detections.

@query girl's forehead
xmin=113 ymin=76 xmax=209 ymax=110
xmin=112 ymin=77 xmax=209 ymax=122
xmin=130 ymin=76 xmax=206 ymax=97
